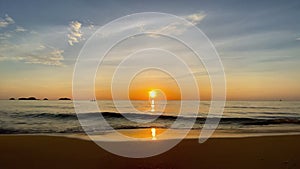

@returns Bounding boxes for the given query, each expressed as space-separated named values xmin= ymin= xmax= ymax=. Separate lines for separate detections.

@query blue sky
xmin=0 ymin=0 xmax=299 ymax=100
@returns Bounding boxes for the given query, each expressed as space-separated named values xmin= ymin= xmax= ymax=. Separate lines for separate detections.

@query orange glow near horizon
xmin=92 ymin=64 xmax=298 ymax=101
xmin=127 ymin=70 xmax=182 ymax=100
xmin=94 ymin=68 xmax=212 ymax=100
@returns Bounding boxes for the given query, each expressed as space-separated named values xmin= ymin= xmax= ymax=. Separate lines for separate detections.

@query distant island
xmin=58 ymin=98 xmax=71 ymax=100
xmin=8 ymin=97 xmax=72 ymax=100
xmin=18 ymin=97 xmax=38 ymax=100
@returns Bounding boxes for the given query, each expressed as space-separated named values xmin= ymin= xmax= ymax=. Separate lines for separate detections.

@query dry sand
xmin=0 ymin=135 xmax=299 ymax=169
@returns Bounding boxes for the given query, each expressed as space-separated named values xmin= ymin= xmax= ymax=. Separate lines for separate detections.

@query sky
xmin=0 ymin=0 xmax=299 ymax=100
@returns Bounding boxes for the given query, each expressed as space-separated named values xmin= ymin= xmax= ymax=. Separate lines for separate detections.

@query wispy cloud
xmin=22 ymin=48 xmax=64 ymax=65
xmin=0 ymin=14 xmax=64 ymax=66
xmin=0 ymin=43 xmax=64 ymax=66
xmin=0 ymin=32 xmax=12 ymax=40
xmin=296 ymin=37 xmax=300 ymax=41
xmin=15 ymin=26 xmax=27 ymax=32
xmin=149 ymin=22 xmax=187 ymax=36
xmin=0 ymin=15 xmax=27 ymax=40
xmin=0 ymin=14 xmax=15 ymax=28
xmin=67 ymin=21 xmax=83 ymax=46
xmin=184 ymin=12 xmax=206 ymax=25
xmin=147 ymin=12 xmax=206 ymax=36
xmin=97 ymin=12 xmax=207 ymax=38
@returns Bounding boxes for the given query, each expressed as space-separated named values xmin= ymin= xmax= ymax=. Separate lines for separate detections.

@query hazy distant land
xmin=9 ymin=97 xmax=71 ymax=100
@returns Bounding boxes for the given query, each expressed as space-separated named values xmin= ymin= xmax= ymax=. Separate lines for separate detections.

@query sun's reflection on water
xmin=151 ymin=128 xmax=156 ymax=140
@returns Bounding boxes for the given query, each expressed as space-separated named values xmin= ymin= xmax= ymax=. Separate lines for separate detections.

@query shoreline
xmin=2 ymin=127 xmax=300 ymax=141
xmin=1 ymin=134 xmax=300 ymax=169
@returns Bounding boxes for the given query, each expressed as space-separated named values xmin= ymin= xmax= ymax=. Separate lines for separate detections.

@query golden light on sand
xmin=149 ymin=90 xmax=156 ymax=98
xmin=151 ymin=128 xmax=156 ymax=140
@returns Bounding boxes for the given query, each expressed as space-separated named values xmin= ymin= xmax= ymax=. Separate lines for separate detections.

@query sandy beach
xmin=0 ymin=135 xmax=300 ymax=169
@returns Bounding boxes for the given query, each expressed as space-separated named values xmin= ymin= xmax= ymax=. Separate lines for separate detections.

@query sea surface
xmin=0 ymin=100 xmax=300 ymax=138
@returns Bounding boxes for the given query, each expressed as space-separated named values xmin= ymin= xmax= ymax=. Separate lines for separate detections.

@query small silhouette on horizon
xmin=18 ymin=97 xmax=37 ymax=100
xmin=8 ymin=97 xmax=72 ymax=100
xmin=58 ymin=97 xmax=71 ymax=100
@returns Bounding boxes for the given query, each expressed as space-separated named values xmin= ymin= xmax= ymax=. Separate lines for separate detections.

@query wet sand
xmin=0 ymin=135 xmax=300 ymax=169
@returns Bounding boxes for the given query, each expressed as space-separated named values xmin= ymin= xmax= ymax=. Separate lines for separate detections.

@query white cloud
xmin=0 ymin=25 xmax=65 ymax=66
xmin=0 ymin=14 xmax=65 ymax=66
xmin=0 ymin=14 xmax=15 ymax=28
xmin=88 ymin=24 xmax=95 ymax=30
xmin=147 ymin=12 xmax=206 ymax=36
xmin=296 ymin=37 xmax=300 ymax=41
xmin=88 ymin=12 xmax=206 ymax=38
xmin=68 ymin=21 xmax=83 ymax=46
xmin=0 ymin=43 xmax=64 ymax=66
xmin=0 ymin=14 xmax=27 ymax=40
xmin=24 ymin=48 xmax=64 ymax=65
xmin=0 ymin=32 xmax=12 ymax=40
xmin=15 ymin=26 xmax=27 ymax=32
xmin=86 ymin=19 xmax=95 ymax=30
xmin=184 ymin=12 xmax=206 ymax=25
xmin=4 ymin=15 xmax=15 ymax=24
xmin=149 ymin=22 xmax=186 ymax=36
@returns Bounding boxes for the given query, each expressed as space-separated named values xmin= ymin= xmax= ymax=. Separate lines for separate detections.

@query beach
xmin=1 ymin=1 xmax=300 ymax=168
xmin=1 ymin=134 xmax=300 ymax=169
xmin=1 ymin=101 xmax=300 ymax=168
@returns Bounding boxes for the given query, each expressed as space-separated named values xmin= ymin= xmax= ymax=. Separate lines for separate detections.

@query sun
xmin=149 ymin=90 xmax=156 ymax=98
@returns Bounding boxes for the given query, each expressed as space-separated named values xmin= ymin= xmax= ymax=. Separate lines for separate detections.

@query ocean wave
xmin=22 ymin=113 xmax=77 ymax=119
xmin=226 ymin=106 xmax=281 ymax=109
xmin=1 ymin=116 xmax=300 ymax=134
xmin=0 ymin=127 xmax=84 ymax=134
xmin=11 ymin=111 xmax=300 ymax=125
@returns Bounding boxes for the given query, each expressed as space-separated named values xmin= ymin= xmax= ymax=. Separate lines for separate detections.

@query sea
xmin=1 ymin=100 xmax=300 ymax=139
